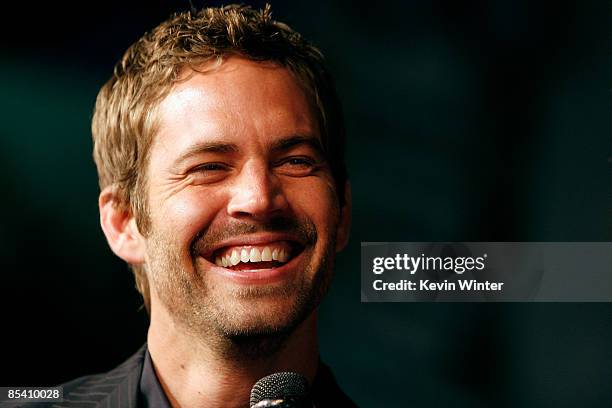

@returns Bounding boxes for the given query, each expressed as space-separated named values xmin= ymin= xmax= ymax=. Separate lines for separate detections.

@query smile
xmin=214 ymin=242 xmax=291 ymax=269
xmin=202 ymin=235 xmax=306 ymax=273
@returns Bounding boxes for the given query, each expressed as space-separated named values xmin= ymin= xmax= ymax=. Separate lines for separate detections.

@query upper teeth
xmin=215 ymin=245 xmax=290 ymax=267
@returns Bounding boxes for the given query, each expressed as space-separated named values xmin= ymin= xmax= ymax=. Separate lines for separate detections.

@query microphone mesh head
xmin=249 ymin=372 xmax=309 ymax=407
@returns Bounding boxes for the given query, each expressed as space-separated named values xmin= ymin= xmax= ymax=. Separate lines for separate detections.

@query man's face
xmin=142 ymin=57 xmax=348 ymax=339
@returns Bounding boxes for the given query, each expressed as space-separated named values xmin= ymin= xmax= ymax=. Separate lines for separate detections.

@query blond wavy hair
xmin=91 ymin=4 xmax=347 ymax=312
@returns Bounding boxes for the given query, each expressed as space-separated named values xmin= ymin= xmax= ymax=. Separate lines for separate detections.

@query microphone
xmin=250 ymin=372 xmax=313 ymax=408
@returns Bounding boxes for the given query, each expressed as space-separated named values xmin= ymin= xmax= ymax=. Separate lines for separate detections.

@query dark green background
xmin=1 ymin=1 xmax=611 ymax=406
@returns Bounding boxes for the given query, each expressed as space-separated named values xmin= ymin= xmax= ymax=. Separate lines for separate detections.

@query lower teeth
xmin=226 ymin=261 xmax=282 ymax=271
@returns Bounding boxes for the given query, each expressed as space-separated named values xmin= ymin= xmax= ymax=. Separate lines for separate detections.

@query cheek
xmin=284 ymin=179 xmax=340 ymax=237
xmin=152 ymin=189 xmax=225 ymax=244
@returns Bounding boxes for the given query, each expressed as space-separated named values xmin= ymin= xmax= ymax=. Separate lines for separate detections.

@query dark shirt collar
xmin=140 ymin=349 xmax=172 ymax=408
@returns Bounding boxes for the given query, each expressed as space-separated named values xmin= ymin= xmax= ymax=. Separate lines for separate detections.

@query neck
xmin=147 ymin=302 xmax=319 ymax=408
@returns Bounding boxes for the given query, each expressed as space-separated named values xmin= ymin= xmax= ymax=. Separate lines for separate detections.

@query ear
xmin=335 ymin=181 xmax=352 ymax=252
xmin=99 ymin=186 xmax=146 ymax=264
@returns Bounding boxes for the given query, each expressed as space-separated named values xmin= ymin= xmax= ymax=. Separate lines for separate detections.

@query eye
xmin=194 ymin=163 xmax=227 ymax=172
xmin=189 ymin=162 xmax=231 ymax=183
xmin=276 ymin=156 xmax=317 ymax=176
xmin=287 ymin=157 xmax=314 ymax=167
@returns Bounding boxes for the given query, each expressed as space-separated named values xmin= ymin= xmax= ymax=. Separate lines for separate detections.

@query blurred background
xmin=1 ymin=0 xmax=611 ymax=406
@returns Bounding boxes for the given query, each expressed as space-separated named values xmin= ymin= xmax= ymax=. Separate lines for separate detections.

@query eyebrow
xmin=270 ymin=135 xmax=324 ymax=155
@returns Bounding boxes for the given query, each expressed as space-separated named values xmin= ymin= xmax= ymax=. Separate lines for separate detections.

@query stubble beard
xmin=145 ymin=218 xmax=336 ymax=360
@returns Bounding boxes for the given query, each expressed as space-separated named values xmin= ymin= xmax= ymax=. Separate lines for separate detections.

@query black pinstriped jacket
xmin=2 ymin=344 xmax=358 ymax=408
xmin=2 ymin=346 xmax=146 ymax=408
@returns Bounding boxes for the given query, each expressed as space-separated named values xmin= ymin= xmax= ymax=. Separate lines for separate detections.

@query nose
xmin=226 ymin=160 xmax=289 ymax=220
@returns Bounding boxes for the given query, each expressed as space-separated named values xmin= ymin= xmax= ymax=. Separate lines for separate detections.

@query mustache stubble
xmin=190 ymin=214 xmax=318 ymax=258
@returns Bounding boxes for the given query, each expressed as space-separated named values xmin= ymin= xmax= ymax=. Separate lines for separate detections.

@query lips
xmin=201 ymin=235 xmax=305 ymax=273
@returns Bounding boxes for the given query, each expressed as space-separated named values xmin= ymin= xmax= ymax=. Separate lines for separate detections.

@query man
xmin=18 ymin=4 xmax=355 ymax=408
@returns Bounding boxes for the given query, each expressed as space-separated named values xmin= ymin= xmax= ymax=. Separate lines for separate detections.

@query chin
xmin=211 ymin=289 xmax=315 ymax=338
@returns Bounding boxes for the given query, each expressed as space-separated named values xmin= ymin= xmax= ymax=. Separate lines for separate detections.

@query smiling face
xmin=139 ymin=57 xmax=349 ymax=340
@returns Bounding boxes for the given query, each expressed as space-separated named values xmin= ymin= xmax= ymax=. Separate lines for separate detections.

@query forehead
xmin=153 ymin=57 xmax=318 ymax=155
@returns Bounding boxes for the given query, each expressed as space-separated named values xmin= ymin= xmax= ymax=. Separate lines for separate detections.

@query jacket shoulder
xmin=1 ymin=346 xmax=146 ymax=408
